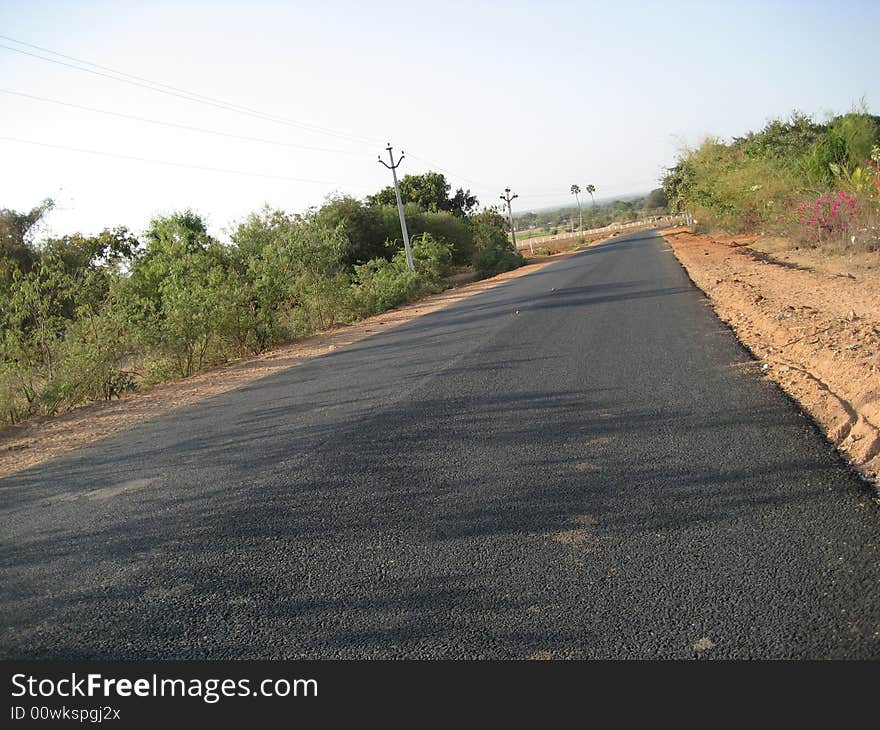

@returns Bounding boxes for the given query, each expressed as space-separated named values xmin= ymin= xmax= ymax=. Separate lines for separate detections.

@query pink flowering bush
xmin=791 ymin=191 xmax=858 ymax=245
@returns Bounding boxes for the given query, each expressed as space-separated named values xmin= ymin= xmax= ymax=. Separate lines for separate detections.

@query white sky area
xmin=1 ymin=0 xmax=878 ymax=240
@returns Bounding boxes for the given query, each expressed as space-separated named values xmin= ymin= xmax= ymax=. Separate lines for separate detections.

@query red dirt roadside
xmin=662 ymin=227 xmax=880 ymax=486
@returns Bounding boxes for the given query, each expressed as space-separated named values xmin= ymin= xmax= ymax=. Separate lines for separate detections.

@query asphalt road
xmin=2 ymin=229 xmax=879 ymax=659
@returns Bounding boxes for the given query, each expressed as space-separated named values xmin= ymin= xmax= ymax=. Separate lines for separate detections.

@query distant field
xmin=510 ymin=228 xmax=560 ymax=241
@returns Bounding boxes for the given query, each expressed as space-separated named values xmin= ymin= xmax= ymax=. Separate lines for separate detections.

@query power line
xmin=405 ymin=152 xmax=497 ymax=193
xmin=0 ymin=37 xmax=383 ymax=146
xmin=0 ymin=88 xmax=367 ymax=157
xmin=0 ymin=36 xmax=654 ymax=209
xmin=0 ymin=136 xmax=377 ymax=189
xmin=0 ymin=36 xmax=514 ymax=199
xmin=0 ymin=33 xmax=252 ymax=103
xmin=0 ymin=36 xmax=664 ymax=213
xmin=0 ymin=86 xmax=500 ymax=197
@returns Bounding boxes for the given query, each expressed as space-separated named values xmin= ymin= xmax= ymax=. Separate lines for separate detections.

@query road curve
xmin=2 ymin=229 xmax=878 ymax=659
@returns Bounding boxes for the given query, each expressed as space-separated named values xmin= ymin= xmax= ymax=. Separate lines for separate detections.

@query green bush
xmin=471 ymin=210 xmax=524 ymax=276
xmin=350 ymin=259 xmax=422 ymax=315
xmin=350 ymin=234 xmax=451 ymax=316
xmin=663 ymin=109 xmax=880 ymax=241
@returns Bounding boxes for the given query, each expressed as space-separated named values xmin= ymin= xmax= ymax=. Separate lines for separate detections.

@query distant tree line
xmin=514 ymin=190 xmax=668 ymax=233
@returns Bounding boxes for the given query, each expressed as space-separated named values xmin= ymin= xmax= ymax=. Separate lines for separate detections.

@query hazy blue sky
xmin=1 ymin=0 xmax=878 ymax=238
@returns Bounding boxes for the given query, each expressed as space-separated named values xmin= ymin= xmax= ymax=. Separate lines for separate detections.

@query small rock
xmin=693 ymin=637 xmax=715 ymax=652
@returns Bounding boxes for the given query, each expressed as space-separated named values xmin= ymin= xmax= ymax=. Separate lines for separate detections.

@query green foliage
xmin=643 ymin=188 xmax=668 ymax=210
xmin=367 ymin=172 xmax=478 ymax=217
xmin=350 ymin=234 xmax=451 ymax=315
xmin=0 ymin=168 xmax=515 ymax=426
xmin=471 ymin=209 xmax=523 ymax=276
xmin=0 ymin=251 xmax=137 ymax=420
xmin=804 ymin=113 xmax=879 ymax=187
xmin=0 ymin=198 xmax=54 ymax=281
xmin=317 ymin=195 xmax=475 ymax=267
xmin=314 ymin=195 xmax=390 ymax=266
xmin=663 ymin=109 xmax=880 ymax=240
xmin=400 ymin=204 xmax=475 ymax=265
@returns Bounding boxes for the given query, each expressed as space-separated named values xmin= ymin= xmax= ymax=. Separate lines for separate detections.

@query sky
xmin=1 ymin=0 xmax=878 ymax=240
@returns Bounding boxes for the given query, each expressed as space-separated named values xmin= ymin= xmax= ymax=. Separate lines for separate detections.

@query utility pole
xmin=501 ymin=187 xmax=528 ymax=254
xmin=378 ymin=143 xmax=415 ymax=271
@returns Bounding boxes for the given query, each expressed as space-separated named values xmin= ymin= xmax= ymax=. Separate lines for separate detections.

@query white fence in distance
xmin=514 ymin=214 xmax=687 ymax=252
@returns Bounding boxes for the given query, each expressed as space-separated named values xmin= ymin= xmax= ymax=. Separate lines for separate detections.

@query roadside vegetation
xmin=662 ymin=108 xmax=880 ymax=251
xmin=0 ymin=173 xmax=522 ymax=425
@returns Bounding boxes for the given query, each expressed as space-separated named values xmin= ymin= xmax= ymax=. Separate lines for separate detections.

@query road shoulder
xmin=662 ymin=227 xmax=880 ymax=488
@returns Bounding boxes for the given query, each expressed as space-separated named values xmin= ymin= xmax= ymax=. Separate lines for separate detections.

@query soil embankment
xmin=663 ymin=227 xmax=880 ymax=486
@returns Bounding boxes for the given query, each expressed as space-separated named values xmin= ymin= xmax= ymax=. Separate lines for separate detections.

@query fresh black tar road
xmin=2 ymin=230 xmax=878 ymax=659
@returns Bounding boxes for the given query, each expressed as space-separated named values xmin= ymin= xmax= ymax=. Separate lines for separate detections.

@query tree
xmin=129 ymin=210 xmax=219 ymax=308
xmin=42 ymin=227 xmax=138 ymax=273
xmin=315 ymin=195 xmax=390 ymax=266
xmin=470 ymin=208 xmax=522 ymax=276
xmin=366 ymin=171 xmax=479 ymax=217
xmin=449 ymin=187 xmax=479 ymax=217
xmin=0 ymin=198 xmax=54 ymax=283
xmin=367 ymin=171 xmax=448 ymax=212
xmin=585 ymin=184 xmax=597 ymax=206
xmin=570 ymin=184 xmax=582 ymax=231
xmin=230 ymin=206 xmax=297 ymax=262
xmin=643 ymin=188 xmax=669 ymax=211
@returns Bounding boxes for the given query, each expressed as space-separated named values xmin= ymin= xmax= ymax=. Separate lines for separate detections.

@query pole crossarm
xmin=378 ymin=144 xmax=404 ymax=170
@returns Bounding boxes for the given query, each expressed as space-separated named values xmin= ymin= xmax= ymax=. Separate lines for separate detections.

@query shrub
xmin=350 ymin=234 xmax=451 ymax=316
xmin=471 ymin=210 xmax=524 ymax=276
xmin=350 ymin=258 xmax=422 ymax=315
xmin=663 ymin=110 xmax=880 ymax=248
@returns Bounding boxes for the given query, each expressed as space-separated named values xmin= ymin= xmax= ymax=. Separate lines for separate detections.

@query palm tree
xmin=570 ymin=184 xmax=582 ymax=232
xmin=585 ymin=184 xmax=597 ymax=207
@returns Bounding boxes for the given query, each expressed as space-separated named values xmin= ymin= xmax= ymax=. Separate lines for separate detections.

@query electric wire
xmin=0 ymin=136 xmax=378 ymax=189
xmin=0 ymin=38 xmax=382 ymax=146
